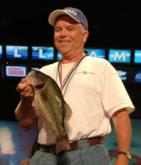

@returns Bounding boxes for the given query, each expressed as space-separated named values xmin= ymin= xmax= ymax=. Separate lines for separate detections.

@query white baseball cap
xmin=48 ymin=7 xmax=88 ymax=30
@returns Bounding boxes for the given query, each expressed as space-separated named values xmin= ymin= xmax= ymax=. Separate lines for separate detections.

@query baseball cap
xmin=48 ymin=7 xmax=88 ymax=30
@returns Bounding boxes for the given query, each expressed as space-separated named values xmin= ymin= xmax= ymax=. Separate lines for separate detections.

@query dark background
xmin=0 ymin=1 xmax=141 ymax=120
xmin=0 ymin=0 xmax=141 ymax=47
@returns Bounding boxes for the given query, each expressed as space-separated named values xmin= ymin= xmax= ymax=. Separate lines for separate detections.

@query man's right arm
xmin=15 ymin=78 xmax=37 ymax=129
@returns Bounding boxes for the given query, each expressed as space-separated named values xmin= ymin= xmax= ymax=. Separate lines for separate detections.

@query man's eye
xmin=54 ymin=28 xmax=61 ymax=32
xmin=68 ymin=27 xmax=75 ymax=30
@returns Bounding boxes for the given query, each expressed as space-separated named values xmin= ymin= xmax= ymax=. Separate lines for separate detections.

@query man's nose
xmin=60 ymin=29 xmax=68 ymax=36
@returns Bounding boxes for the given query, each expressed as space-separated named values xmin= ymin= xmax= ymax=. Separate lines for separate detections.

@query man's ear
xmin=83 ymin=31 xmax=89 ymax=43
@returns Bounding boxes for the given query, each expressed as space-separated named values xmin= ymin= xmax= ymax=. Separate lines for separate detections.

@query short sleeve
xmin=101 ymin=61 xmax=135 ymax=117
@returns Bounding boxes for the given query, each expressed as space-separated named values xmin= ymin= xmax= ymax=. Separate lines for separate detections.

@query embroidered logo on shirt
xmin=76 ymin=71 xmax=95 ymax=75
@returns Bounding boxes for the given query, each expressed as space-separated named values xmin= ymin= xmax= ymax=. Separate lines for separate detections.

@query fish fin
xmin=64 ymin=103 xmax=72 ymax=122
xmin=56 ymin=136 xmax=70 ymax=153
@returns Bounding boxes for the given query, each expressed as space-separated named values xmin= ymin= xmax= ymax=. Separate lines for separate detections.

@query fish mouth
xmin=35 ymin=83 xmax=45 ymax=89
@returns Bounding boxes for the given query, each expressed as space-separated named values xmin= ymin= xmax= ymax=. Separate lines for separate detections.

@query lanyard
xmin=57 ymin=55 xmax=86 ymax=95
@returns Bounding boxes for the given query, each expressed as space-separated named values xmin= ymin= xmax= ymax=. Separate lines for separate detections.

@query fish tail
xmin=55 ymin=136 xmax=70 ymax=153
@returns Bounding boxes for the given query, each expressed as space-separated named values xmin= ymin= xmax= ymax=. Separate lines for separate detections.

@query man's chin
xmin=59 ymin=49 xmax=70 ymax=55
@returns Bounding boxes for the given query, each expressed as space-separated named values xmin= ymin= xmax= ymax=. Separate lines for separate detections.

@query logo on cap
xmin=64 ymin=8 xmax=77 ymax=16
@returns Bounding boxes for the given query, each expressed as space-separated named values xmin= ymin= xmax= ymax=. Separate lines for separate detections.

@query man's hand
xmin=16 ymin=78 xmax=35 ymax=100
xmin=114 ymin=155 xmax=129 ymax=165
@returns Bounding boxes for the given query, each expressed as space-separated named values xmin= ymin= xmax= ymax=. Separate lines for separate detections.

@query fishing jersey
xmin=37 ymin=56 xmax=134 ymax=143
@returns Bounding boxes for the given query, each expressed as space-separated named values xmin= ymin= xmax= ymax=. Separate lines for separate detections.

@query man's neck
xmin=61 ymin=52 xmax=85 ymax=64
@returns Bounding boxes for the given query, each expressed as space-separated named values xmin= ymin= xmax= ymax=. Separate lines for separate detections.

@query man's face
xmin=54 ymin=15 xmax=88 ymax=57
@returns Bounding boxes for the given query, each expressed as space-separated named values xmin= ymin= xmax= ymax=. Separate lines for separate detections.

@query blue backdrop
xmin=0 ymin=119 xmax=140 ymax=165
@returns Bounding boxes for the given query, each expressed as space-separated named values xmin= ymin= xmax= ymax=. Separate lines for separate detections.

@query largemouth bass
xmin=27 ymin=69 xmax=72 ymax=153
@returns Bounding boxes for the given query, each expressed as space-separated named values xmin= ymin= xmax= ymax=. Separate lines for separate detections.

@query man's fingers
xmin=20 ymin=85 xmax=34 ymax=96
xmin=16 ymin=78 xmax=30 ymax=92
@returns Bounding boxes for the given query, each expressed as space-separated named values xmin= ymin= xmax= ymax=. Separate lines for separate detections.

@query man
xmin=15 ymin=7 xmax=135 ymax=165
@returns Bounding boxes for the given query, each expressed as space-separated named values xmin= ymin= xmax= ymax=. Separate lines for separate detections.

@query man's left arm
xmin=112 ymin=108 xmax=132 ymax=165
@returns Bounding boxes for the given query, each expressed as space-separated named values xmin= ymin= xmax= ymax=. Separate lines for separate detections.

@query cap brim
xmin=48 ymin=9 xmax=80 ymax=26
